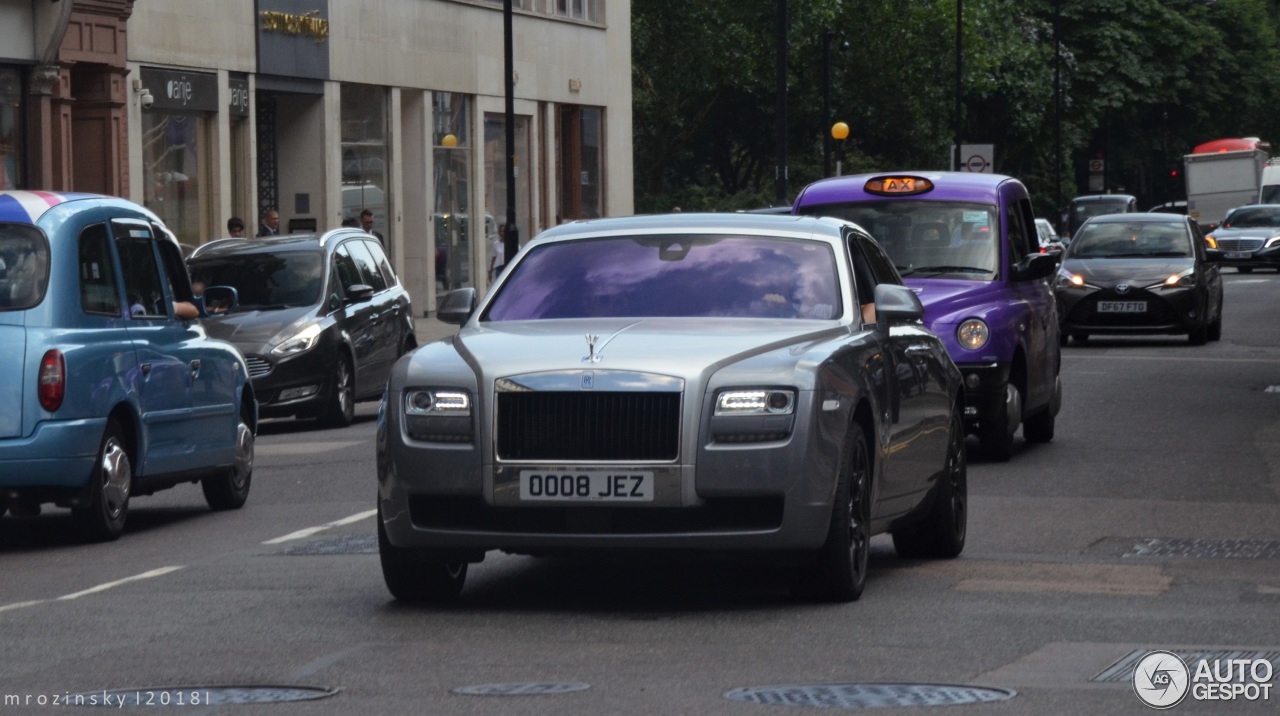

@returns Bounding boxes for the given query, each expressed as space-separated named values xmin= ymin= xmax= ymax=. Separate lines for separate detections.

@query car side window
xmin=1007 ymin=199 xmax=1032 ymax=264
xmin=363 ymin=239 xmax=398 ymax=287
xmin=79 ymin=223 xmax=122 ymax=316
xmin=153 ymin=227 xmax=196 ymax=304
xmin=113 ymin=220 xmax=167 ymax=318
xmin=333 ymin=244 xmax=362 ymax=296
xmin=858 ymin=232 xmax=904 ymax=286
xmin=345 ymin=240 xmax=388 ymax=292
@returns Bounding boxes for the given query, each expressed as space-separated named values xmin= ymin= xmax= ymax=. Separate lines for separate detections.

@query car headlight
xmin=404 ymin=389 xmax=472 ymax=416
xmin=1205 ymin=235 xmax=1219 ymax=249
xmin=1154 ymin=267 xmax=1195 ymax=289
xmin=715 ymin=389 xmax=795 ymax=416
xmin=269 ymin=323 xmax=323 ymax=357
xmin=1056 ymin=269 xmax=1086 ymax=289
xmin=956 ymin=319 xmax=989 ymax=351
xmin=1265 ymin=235 xmax=1280 ymax=248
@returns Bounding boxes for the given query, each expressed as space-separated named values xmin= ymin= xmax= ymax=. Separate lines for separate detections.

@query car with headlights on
xmin=1056 ymin=213 xmax=1223 ymax=345
xmin=377 ymin=213 xmax=967 ymax=603
xmin=187 ymin=229 xmax=415 ymax=427
xmin=1204 ymin=204 xmax=1280 ymax=273
xmin=0 ymin=191 xmax=255 ymax=541
xmin=793 ymin=172 xmax=1062 ymax=462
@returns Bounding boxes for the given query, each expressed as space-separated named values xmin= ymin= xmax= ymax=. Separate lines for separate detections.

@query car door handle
xmin=905 ymin=346 xmax=933 ymax=357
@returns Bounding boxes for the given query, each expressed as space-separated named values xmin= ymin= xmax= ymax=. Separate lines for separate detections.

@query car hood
xmin=1060 ymin=258 xmax=1194 ymax=286
xmin=453 ymin=318 xmax=845 ymax=380
xmin=903 ymin=278 xmax=1001 ymax=324
xmin=1211 ymin=226 xmax=1280 ymax=239
xmin=0 ymin=324 xmax=24 ymax=438
xmin=200 ymin=306 xmax=317 ymax=350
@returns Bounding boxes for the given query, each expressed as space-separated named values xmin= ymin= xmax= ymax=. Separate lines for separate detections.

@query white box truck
xmin=1184 ymin=137 xmax=1271 ymax=230
xmin=1260 ymin=158 xmax=1280 ymax=204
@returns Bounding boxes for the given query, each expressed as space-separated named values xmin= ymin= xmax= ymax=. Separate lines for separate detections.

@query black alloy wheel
xmin=377 ymin=503 xmax=468 ymax=602
xmin=892 ymin=410 xmax=968 ymax=559
xmin=811 ymin=426 xmax=871 ymax=602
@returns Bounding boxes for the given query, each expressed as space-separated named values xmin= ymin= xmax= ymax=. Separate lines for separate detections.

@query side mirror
xmin=346 ymin=284 xmax=375 ymax=304
xmin=873 ymin=283 xmax=924 ymax=327
xmin=1204 ymin=247 xmax=1224 ymax=263
xmin=1013 ymin=252 xmax=1058 ymax=281
xmin=198 ymin=285 xmax=238 ymax=316
xmin=438 ymin=287 xmax=477 ymax=325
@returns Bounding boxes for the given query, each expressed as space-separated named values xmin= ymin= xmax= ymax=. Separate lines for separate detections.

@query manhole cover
xmin=66 ymin=685 xmax=339 ymax=706
xmin=1094 ymin=650 xmax=1280 ymax=683
xmin=1122 ymin=538 xmax=1280 ymax=560
xmin=282 ymin=534 xmax=377 ymax=555
xmin=724 ymin=683 xmax=1016 ymax=708
xmin=453 ymin=682 xmax=591 ymax=696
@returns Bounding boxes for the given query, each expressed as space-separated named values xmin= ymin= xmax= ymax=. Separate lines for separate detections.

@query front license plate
xmin=1097 ymin=301 xmax=1147 ymax=313
xmin=519 ymin=471 xmax=654 ymax=502
xmin=1226 ymin=251 xmax=1251 ymax=259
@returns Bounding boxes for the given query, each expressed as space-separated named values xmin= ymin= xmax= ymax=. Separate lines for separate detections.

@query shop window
xmin=433 ymin=92 xmax=473 ymax=294
xmin=0 ymin=68 xmax=23 ymax=190
xmin=341 ymin=84 xmax=389 ymax=240
xmin=142 ymin=112 xmax=210 ymax=246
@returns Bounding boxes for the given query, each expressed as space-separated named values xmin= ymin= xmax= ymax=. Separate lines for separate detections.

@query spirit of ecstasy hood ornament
xmin=584 ymin=334 xmax=601 ymax=363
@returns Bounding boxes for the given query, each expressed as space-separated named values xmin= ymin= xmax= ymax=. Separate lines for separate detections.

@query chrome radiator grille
xmin=496 ymin=392 xmax=680 ymax=461
xmin=1216 ymin=237 xmax=1263 ymax=252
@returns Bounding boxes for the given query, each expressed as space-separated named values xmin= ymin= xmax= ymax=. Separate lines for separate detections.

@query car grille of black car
xmin=496 ymin=392 xmax=680 ymax=461
xmin=1067 ymin=293 xmax=1181 ymax=326
xmin=1215 ymin=237 xmax=1263 ymax=252
xmin=244 ymin=354 xmax=272 ymax=379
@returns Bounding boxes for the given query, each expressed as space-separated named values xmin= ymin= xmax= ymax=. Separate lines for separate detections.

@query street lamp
xmin=822 ymin=32 xmax=849 ymax=178
xmin=831 ymin=122 xmax=849 ymax=176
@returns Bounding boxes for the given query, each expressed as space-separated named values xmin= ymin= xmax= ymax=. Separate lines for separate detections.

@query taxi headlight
xmin=956 ymin=319 xmax=989 ymax=351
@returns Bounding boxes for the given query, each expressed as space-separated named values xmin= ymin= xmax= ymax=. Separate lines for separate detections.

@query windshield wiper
xmin=901 ymin=265 xmax=994 ymax=277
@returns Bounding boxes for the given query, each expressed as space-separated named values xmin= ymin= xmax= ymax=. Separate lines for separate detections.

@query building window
xmin=557 ymin=105 xmax=604 ymax=221
xmin=0 ymin=67 xmax=26 ymax=190
xmin=341 ymin=84 xmax=389 ymax=240
xmin=434 ymin=92 xmax=473 ymax=293
xmin=142 ymin=112 xmax=210 ymax=245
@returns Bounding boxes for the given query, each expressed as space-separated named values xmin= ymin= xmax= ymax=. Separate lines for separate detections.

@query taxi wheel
xmin=893 ymin=410 xmax=967 ymax=559
xmin=1207 ymin=316 xmax=1223 ymax=342
xmin=979 ymin=383 xmax=1019 ymax=462
xmin=202 ymin=414 xmax=254 ymax=510
xmin=1188 ymin=323 xmax=1208 ymax=346
xmin=378 ymin=504 xmax=467 ymax=602
xmin=811 ymin=426 xmax=871 ymax=602
xmin=321 ymin=355 xmax=355 ymax=428
xmin=74 ymin=419 xmax=131 ymax=542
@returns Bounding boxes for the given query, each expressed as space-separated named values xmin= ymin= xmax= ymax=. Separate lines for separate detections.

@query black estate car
xmin=1056 ymin=213 xmax=1224 ymax=346
xmin=188 ymin=229 xmax=415 ymax=426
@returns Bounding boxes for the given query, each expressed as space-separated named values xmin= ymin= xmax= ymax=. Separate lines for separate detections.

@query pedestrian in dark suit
xmin=360 ymin=209 xmax=385 ymax=245
xmin=257 ymin=209 xmax=280 ymax=237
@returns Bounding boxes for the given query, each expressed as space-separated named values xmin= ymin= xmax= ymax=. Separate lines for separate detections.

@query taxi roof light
xmin=864 ymin=176 xmax=934 ymax=196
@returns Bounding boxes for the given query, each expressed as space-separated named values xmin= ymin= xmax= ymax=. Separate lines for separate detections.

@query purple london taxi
xmin=793 ymin=172 xmax=1062 ymax=460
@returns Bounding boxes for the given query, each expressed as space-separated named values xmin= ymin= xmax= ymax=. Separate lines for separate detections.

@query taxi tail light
xmin=38 ymin=349 xmax=66 ymax=412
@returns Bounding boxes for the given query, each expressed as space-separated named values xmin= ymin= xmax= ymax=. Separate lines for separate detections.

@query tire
xmin=1238 ymin=267 xmax=1253 ymax=274
xmin=1022 ymin=376 xmax=1060 ymax=444
xmin=1072 ymin=333 xmax=1089 ymax=343
xmin=810 ymin=426 xmax=872 ymax=603
xmin=320 ymin=354 xmax=355 ymax=428
xmin=1208 ymin=315 xmax=1222 ymax=342
xmin=892 ymin=411 xmax=967 ymax=559
xmin=73 ymin=419 xmax=132 ymax=542
xmin=978 ymin=382 xmax=1020 ymax=462
xmin=202 ymin=413 xmax=254 ymax=510
xmin=1188 ymin=323 xmax=1208 ymax=346
xmin=378 ymin=504 xmax=467 ymax=602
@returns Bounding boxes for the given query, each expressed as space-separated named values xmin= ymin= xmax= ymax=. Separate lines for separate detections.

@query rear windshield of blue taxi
xmin=0 ymin=224 xmax=50 ymax=311
xmin=483 ymin=235 xmax=843 ymax=321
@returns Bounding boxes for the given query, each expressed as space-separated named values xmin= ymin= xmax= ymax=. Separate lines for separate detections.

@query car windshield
xmin=0 ymin=224 xmax=50 ymax=311
xmin=188 ymin=250 xmax=324 ymax=310
xmin=483 ymin=235 xmax=842 ymax=321
xmin=796 ymin=200 xmax=999 ymax=280
xmin=1067 ymin=222 xmax=1191 ymax=259
xmin=1222 ymin=207 xmax=1280 ymax=228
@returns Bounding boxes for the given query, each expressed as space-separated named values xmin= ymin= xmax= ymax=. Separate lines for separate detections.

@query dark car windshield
xmin=1222 ymin=207 xmax=1280 ymax=229
xmin=795 ymin=200 xmax=999 ymax=280
xmin=0 ymin=224 xmax=50 ymax=311
xmin=483 ymin=235 xmax=842 ymax=321
xmin=1067 ymin=222 xmax=1191 ymax=259
xmin=189 ymin=250 xmax=324 ymax=310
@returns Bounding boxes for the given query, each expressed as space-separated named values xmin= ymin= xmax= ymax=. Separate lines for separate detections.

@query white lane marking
xmin=56 ymin=566 xmax=184 ymax=600
xmin=0 ymin=566 xmax=184 ymax=612
xmin=261 ymin=509 xmax=378 ymax=545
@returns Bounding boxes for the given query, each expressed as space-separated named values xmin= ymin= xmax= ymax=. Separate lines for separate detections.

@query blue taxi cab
xmin=0 ymin=192 xmax=256 ymax=540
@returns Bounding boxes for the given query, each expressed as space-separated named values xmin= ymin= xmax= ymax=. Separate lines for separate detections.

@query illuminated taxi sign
xmin=864 ymin=176 xmax=934 ymax=196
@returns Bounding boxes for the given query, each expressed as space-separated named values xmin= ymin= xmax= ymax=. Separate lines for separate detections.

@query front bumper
xmin=1057 ymin=286 xmax=1203 ymax=336
xmin=0 ymin=417 xmax=105 ymax=493
xmin=954 ymin=362 xmax=1010 ymax=431
xmin=245 ymin=347 xmax=337 ymax=419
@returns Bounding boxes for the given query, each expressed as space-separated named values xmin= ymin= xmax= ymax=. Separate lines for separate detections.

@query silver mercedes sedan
xmin=376 ymin=213 xmax=966 ymax=603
